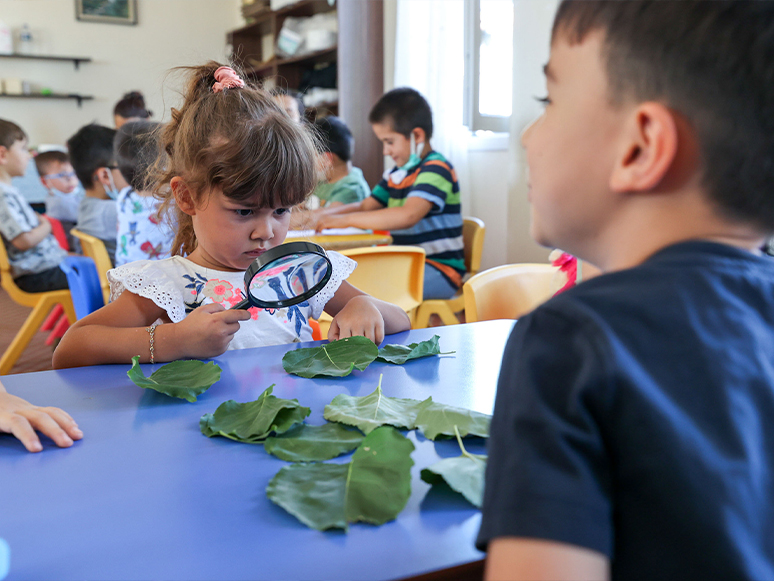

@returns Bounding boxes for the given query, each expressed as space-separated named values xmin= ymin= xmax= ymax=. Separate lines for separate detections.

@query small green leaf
xmin=264 ymin=423 xmax=365 ymax=462
xmin=414 ymin=400 xmax=491 ymax=440
xmin=127 ymin=355 xmax=221 ymax=402
xmin=323 ymin=375 xmax=428 ymax=434
xmin=376 ymin=335 xmax=452 ymax=364
xmin=420 ymin=427 xmax=487 ymax=507
xmin=267 ymin=426 xmax=414 ymax=530
xmin=282 ymin=336 xmax=379 ymax=378
xmin=200 ymin=385 xmax=310 ymax=443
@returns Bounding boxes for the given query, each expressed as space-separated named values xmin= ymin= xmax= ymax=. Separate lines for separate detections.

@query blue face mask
xmin=385 ymin=133 xmax=425 ymax=184
xmin=104 ymin=171 xmax=120 ymax=200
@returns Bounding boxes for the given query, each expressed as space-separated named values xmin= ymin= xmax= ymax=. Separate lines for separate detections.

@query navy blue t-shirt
xmin=477 ymin=241 xmax=774 ymax=580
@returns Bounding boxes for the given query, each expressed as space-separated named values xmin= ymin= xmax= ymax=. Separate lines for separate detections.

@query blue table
xmin=0 ymin=320 xmax=515 ymax=581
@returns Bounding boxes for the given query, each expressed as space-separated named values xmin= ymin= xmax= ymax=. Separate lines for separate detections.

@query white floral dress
xmin=107 ymin=252 xmax=356 ymax=349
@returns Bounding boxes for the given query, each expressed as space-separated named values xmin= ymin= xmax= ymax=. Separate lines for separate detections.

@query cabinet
xmin=228 ymin=0 xmax=384 ymax=187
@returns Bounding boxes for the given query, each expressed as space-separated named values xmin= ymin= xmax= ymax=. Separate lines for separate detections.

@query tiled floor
xmin=0 ymin=288 xmax=57 ymax=375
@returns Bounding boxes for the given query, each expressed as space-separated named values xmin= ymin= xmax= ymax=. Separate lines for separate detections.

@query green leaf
xmin=323 ymin=375 xmax=428 ymax=434
xmin=127 ymin=355 xmax=221 ymax=402
xmin=200 ymin=385 xmax=310 ymax=443
xmin=414 ymin=400 xmax=491 ymax=440
xmin=264 ymin=423 xmax=365 ymax=462
xmin=420 ymin=427 xmax=487 ymax=507
xmin=267 ymin=426 xmax=415 ymax=530
xmin=282 ymin=336 xmax=379 ymax=378
xmin=376 ymin=335 xmax=452 ymax=364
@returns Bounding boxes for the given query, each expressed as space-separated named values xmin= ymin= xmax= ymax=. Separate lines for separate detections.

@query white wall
xmin=0 ymin=0 xmax=241 ymax=147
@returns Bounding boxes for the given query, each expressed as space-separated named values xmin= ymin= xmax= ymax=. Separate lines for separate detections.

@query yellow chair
xmin=0 ymin=237 xmax=75 ymax=375
xmin=414 ymin=217 xmax=486 ymax=328
xmin=462 ymin=263 xmax=561 ymax=323
xmin=316 ymin=245 xmax=426 ymax=337
xmin=70 ymin=228 xmax=113 ymax=303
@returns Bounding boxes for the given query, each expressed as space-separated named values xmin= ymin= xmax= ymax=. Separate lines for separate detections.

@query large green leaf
xmin=282 ymin=336 xmax=379 ymax=378
xmin=200 ymin=385 xmax=310 ymax=443
xmin=420 ymin=427 xmax=487 ymax=508
xmin=414 ymin=399 xmax=491 ymax=440
xmin=127 ymin=355 xmax=221 ymax=402
xmin=263 ymin=423 xmax=365 ymax=462
xmin=266 ymin=426 xmax=414 ymax=530
xmin=376 ymin=335 xmax=453 ymax=364
xmin=323 ymin=375 xmax=428 ymax=434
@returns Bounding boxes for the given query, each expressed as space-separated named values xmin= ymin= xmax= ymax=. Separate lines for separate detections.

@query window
xmin=465 ymin=0 xmax=514 ymax=133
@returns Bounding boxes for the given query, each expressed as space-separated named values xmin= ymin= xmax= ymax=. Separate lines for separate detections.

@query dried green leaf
xmin=323 ymin=376 xmax=428 ymax=434
xmin=200 ymin=385 xmax=310 ymax=443
xmin=420 ymin=427 xmax=487 ymax=507
xmin=376 ymin=335 xmax=451 ymax=364
xmin=127 ymin=355 xmax=221 ymax=402
xmin=263 ymin=423 xmax=365 ymax=462
xmin=415 ymin=400 xmax=491 ymax=440
xmin=282 ymin=336 xmax=379 ymax=378
xmin=267 ymin=426 xmax=415 ymax=530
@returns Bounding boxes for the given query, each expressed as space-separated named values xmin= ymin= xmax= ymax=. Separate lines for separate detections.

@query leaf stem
xmin=454 ymin=425 xmax=482 ymax=462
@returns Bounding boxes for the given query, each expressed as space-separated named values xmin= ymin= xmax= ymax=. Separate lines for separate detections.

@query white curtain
xmin=393 ymin=0 xmax=472 ymax=215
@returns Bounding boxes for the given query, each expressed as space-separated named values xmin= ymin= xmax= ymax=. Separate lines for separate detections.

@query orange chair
xmin=414 ymin=217 xmax=486 ymax=328
xmin=462 ymin=263 xmax=561 ymax=323
xmin=0 ymin=237 xmax=75 ymax=375
xmin=70 ymin=228 xmax=113 ymax=303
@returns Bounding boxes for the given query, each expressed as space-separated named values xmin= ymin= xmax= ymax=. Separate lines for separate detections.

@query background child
xmin=35 ymin=148 xmax=84 ymax=250
xmin=114 ymin=120 xmax=173 ymax=266
xmin=271 ymin=87 xmax=305 ymax=124
xmin=53 ymin=63 xmax=410 ymax=369
xmin=0 ymin=119 xmax=68 ymax=292
xmin=478 ymin=2 xmax=774 ymax=580
xmin=0 ymin=379 xmax=82 ymax=453
xmin=113 ymin=90 xmax=152 ymax=129
xmin=67 ymin=123 xmax=128 ymax=266
xmin=315 ymin=88 xmax=465 ymax=300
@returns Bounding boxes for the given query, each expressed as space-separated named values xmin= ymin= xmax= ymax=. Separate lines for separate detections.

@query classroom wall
xmin=0 ymin=0 xmax=241 ymax=147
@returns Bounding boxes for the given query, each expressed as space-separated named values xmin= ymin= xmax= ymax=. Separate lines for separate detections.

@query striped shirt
xmin=371 ymin=152 xmax=465 ymax=278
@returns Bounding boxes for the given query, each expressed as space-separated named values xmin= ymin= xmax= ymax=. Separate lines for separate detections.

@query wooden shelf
xmin=0 ymin=53 xmax=91 ymax=70
xmin=245 ymin=45 xmax=337 ymax=76
xmin=0 ymin=93 xmax=94 ymax=107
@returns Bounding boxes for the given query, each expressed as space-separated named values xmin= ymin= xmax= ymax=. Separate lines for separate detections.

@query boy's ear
xmin=171 ymin=177 xmax=196 ymax=216
xmin=93 ymin=167 xmax=111 ymax=188
xmin=411 ymin=128 xmax=427 ymax=145
xmin=609 ymin=102 xmax=678 ymax=193
xmin=0 ymin=145 xmax=7 ymax=165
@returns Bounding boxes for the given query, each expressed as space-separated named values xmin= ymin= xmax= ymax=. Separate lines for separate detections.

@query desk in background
xmin=0 ymin=321 xmax=515 ymax=581
xmin=287 ymin=227 xmax=392 ymax=251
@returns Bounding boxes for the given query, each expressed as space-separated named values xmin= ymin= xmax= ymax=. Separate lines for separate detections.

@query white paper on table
xmin=286 ymin=228 xmax=373 ymax=237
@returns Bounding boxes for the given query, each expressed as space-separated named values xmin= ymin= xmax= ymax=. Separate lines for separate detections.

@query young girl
xmin=53 ymin=63 xmax=410 ymax=369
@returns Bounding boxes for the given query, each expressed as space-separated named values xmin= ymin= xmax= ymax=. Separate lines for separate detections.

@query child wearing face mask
xmin=52 ymin=63 xmax=410 ymax=369
xmin=315 ymin=88 xmax=465 ymax=300
xmin=35 ymin=148 xmax=84 ymax=251
xmin=67 ymin=124 xmax=128 ymax=266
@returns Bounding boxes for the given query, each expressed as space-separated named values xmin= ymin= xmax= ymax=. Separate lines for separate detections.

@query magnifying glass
xmin=230 ymin=241 xmax=333 ymax=310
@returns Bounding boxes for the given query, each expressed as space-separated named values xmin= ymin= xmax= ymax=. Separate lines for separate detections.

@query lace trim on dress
xmin=308 ymin=251 xmax=356 ymax=319
xmin=108 ymin=262 xmax=187 ymax=323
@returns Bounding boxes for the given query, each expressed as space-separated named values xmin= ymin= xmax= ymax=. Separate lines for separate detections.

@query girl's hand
xmin=328 ymin=295 xmax=385 ymax=345
xmin=0 ymin=391 xmax=83 ymax=453
xmin=174 ymin=303 xmax=252 ymax=358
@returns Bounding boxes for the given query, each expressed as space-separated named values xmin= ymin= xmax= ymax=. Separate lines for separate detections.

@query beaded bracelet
xmin=146 ymin=325 xmax=156 ymax=364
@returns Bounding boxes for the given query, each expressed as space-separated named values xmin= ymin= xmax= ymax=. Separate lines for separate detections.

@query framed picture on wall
xmin=75 ymin=0 xmax=138 ymax=25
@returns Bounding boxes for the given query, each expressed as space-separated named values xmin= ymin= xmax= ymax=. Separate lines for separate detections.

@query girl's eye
xmin=534 ymin=96 xmax=551 ymax=107
xmin=274 ymin=208 xmax=289 ymax=216
xmin=235 ymin=209 xmax=253 ymax=217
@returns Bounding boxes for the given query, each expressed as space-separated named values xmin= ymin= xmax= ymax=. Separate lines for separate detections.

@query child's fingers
xmin=4 ymin=415 xmax=44 ymax=452
xmin=40 ymin=407 xmax=83 ymax=441
xmin=217 ymin=309 xmax=252 ymax=324
xmin=198 ymin=302 xmax=226 ymax=314
xmin=21 ymin=409 xmax=75 ymax=449
xmin=328 ymin=319 xmax=340 ymax=341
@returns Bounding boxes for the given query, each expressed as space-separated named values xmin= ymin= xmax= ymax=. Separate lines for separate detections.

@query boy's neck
xmin=85 ymin=185 xmax=109 ymax=200
xmin=328 ymin=160 xmax=352 ymax=184
xmin=0 ymin=168 xmax=13 ymax=185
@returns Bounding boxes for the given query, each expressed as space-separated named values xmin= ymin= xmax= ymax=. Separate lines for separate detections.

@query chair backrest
xmin=462 ymin=217 xmax=486 ymax=277
xmin=59 ymin=256 xmax=105 ymax=320
xmin=70 ymin=228 xmax=112 ymax=300
xmin=0 ymin=235 xmax=24 ymax=300
xmin=463 ymin=263 xmax=560 ymax=323
xmin=340 ymin=245 xmax=425 ymax=313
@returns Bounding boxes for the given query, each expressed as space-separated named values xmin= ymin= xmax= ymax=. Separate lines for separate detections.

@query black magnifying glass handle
xmin=231 ymin=297 xmax=251 ymax=310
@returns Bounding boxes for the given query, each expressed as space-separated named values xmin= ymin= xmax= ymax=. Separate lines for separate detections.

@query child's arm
xmin=10 ymin=215 xmax=52 ymax=251
xmin=323 ymin=281 xmax=411 ymax=344
xmin=316 ymin=198 xmax=433 ymax=232
xmin=0 ymin=381 xmax=83 ymax=452
xmin=485 ymin=538 xmax=609 ymax=581
xmin=53 ymin=291 xmax=252 ymax=369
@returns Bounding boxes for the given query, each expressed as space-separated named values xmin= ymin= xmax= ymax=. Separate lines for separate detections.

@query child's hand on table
xmin=173 ymin=302 xmax=252 ymax=358
xmin=315 ymin=213 xmax=349 ymax=233
xmin=0 ymin=387 xmax=83 ymax=453
xmin=329 ymin=295 xmax=386 ymax=345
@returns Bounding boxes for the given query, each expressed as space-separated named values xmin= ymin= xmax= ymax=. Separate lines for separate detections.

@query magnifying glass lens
xmin=247 ymin=253 xmax=330 ymax=305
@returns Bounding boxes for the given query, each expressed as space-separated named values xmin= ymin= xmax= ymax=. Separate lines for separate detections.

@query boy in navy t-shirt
xmin=478 ymin=2 xmax=774 ymax=580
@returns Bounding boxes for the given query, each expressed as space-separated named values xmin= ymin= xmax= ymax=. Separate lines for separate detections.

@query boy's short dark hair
xmin=553 ymin=1 xmax=774 ymax=233
xmin=314 ymin=116 xmax=353 ymax=162
xmin=114 ymin=120 xmax=161 ymax=190
xmin=34 ymin=151 xmax=69 ymax=177
xmin=67 ymin=124 xmax=117 ymax=188
xmin=368 ymin=88 xmax=433 ymax=139
xmin=0 ymin=119 xmax=27 ymax=149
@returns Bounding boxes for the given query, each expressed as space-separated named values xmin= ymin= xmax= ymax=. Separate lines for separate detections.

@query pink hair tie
xmin=212 ymin=66 xmax=245 ymax=93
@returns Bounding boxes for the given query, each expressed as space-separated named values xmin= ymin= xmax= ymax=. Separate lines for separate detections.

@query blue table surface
xmin=0 ymin=320 xmax=515 ymax=581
